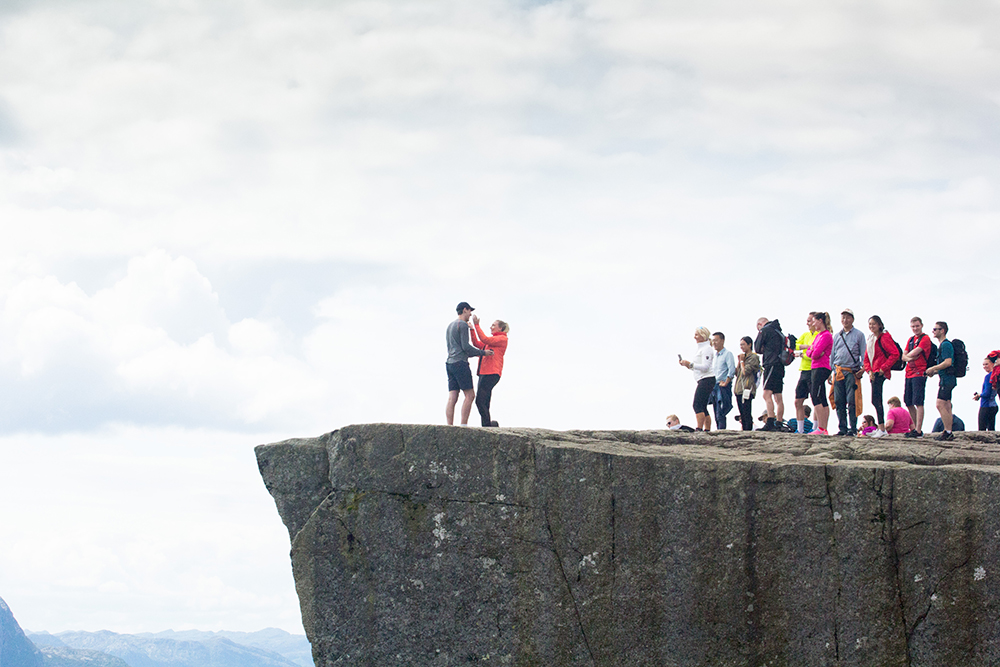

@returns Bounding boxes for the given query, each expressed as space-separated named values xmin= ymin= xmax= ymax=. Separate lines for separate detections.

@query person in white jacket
xmin=679 ymin=326 xmax=717 ymax=431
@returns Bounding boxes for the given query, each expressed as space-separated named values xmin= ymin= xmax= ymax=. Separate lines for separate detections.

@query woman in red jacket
xmin=863 ymin=315 xmax=901 ymax=438
xmin=470 ymin=314 xmax=509 ymax=427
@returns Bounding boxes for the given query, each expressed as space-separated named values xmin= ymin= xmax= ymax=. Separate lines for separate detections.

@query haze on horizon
xmin=2 ymin=0 xmax=999 ymax=635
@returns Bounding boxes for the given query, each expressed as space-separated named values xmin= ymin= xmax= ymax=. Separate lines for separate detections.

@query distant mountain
xmin=0 ymin=596 xmax=44 ymax=667
xmin=44 ymin=632 xmax=301 ymax=667
xmin=36 ymin=646 xmax=131 ymax=667
xmin=135 ymin=632 xmax=310 ymax=667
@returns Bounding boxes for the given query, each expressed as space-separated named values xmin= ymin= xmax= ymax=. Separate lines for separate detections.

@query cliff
xmin=256 ymin=424 xmax=1000 ymax=667
xmin=0 ymin=596 xmax=44 ymax=667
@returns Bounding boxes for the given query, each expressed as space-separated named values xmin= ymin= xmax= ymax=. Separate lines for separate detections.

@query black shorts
xmin=446 ymin=361 xmax=474 ymax=392
xmin=762 ymin=364 xmax=784 ymax=393
xmin=810 ymin=367 xmax=831 ymax=407
xmin=938 ymin=379 xmax=955 ymax=402
xmin=904 ymin=376 xmax=927 ymax=407
xmin=693 ymin=377 xmax=716 ymax=414
xmin=795 ymin=370 xmax=812 ymax=400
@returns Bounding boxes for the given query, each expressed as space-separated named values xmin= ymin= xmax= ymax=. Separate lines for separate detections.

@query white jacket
xmin=691 ymin=341 xmax=715 ymax=383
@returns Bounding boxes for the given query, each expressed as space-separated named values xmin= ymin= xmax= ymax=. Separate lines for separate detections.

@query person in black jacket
xmin=754 ymin=317 xmax=786 ymax=431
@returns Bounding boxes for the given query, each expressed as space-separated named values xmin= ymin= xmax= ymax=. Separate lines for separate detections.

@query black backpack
xmin=951 ymin=339 xmax=969 ymax=378
xmin=780 ymin=333 xmax=797 ymax=366
xmin=908 ymin=334 xmax=937 ymax=370
xmin=877 ymin=333 xmax=906 ymax=372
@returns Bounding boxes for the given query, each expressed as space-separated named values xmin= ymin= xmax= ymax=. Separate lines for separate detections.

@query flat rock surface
xmin=257 ymin=425 xmax=1000 ymax=667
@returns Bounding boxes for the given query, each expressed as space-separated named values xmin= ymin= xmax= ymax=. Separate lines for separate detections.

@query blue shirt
xmin=831 ymin=327 xmax=866 ymax=369
xmin=981 ymin=373 xmax=998 ymax=408
xmin=713 ymin=348 xmax=736 ymax=384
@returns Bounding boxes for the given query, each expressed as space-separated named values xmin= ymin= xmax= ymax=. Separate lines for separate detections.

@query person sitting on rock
xmin=666 ymin=415 xmax=696 ymax=432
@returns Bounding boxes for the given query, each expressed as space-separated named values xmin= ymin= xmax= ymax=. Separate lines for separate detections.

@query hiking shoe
xmin=904 ymin=430 xmax=922 ymax=438
xmin=871 ymin=429 xmax=887 ymax=439
xmin=761 ymin=420 xmax=778 ymax=432
xmin=489 ymin=421 xmax=499 ymax=427
xmin=847 ymin=429 xmax=858 ymax=437
xmin=936 ymin=431 xmax=955 ymax=441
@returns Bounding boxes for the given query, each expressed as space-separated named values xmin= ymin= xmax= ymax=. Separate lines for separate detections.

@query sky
xmin=1 ymin=0 xmax=1000 ymax=635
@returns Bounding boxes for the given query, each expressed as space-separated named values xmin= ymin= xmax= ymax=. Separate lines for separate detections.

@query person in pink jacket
xmin=805 ymin=312 xmax=833 ymax=434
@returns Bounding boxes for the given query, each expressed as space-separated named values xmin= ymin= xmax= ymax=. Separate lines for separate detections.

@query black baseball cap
xmin=456 ymin=301 xmax=474 ymax=313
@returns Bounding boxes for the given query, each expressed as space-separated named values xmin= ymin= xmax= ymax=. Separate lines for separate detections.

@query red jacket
xmin=470 ymin=324 xmax=507 ymax=376
xmin=863 ymin=331 xmax=900 ymax=380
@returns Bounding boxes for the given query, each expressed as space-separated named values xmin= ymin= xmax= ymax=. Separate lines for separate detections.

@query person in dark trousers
xmin=469 ymin=314 xmax=509 ymax=427
xmin=976 ymin=352 xmax=1000 ymax=431
xmin=925 ymin=321 xmax=956 ymax=441
xmin=754 ymin=317 xmax=785 ymax=431
xmin=831 ymin=308 xmax=866 ymax=435
xmin=445 ymin=302 xmax=492 ymax=425
xmin=710 ymin=332 xmax=736 ymax=430
xmin=734 ymin=336 xmax=760 ymax=431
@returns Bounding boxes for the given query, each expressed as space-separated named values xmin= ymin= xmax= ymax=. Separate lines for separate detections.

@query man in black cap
xmin=446 ymin=302 xmax=493 ymax=425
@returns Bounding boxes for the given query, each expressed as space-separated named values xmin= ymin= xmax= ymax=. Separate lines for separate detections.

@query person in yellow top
xmin=793 ymin=312 xmax=819 ymax=434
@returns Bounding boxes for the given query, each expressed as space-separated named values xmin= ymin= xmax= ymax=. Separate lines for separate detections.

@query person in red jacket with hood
xmin=863 ymin=315 xmax=901 ymax=438
xmin=470 ymin=314 xmax=509 ymax=427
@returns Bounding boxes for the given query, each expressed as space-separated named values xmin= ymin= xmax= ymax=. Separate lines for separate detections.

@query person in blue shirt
xmin=925 ymin=321 xmax=956 ymax=441
xmin=973 ymin=355 xmax=999 ymax=431
xmin=710 ymin=332 xmax=737 ymax=430
xmin=786 ymin=405 xmax=814 ymax=434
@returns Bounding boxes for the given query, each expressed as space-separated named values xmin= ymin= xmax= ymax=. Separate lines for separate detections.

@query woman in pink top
xmin=884 ymin=396 xmax=912 ymax=434
xmin=806 ymin=312 xmax=833 ymax=434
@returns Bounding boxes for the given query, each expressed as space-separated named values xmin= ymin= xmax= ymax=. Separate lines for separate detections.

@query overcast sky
xmin=2 ymin=0 xmax=999 ymax=635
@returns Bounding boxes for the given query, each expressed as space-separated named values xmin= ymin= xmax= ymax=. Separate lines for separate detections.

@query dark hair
xmin=911 ymin=316 xmax=923 ymax=324
xmin=803 ymin=405 xmax=812 ymax=417
xmin=741 ymin=336 xmax=753 ymax=347
xmin=936 ymin=321 xmax=949 ymax=334
xmin=814 ymin=312 xmax=831 ymax=330
xmin=713 ymin=331 xmax=725 ymax=342
xmin=869 ymin=315 xmax=885 ymax=334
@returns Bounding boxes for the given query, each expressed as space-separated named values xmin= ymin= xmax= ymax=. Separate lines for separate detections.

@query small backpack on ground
xmin=780 ymin=333 xmax=797 ymax=366
xmin=951 ymin=339 xmax=969 ymax=377
xmin=878 ymin=333 xmax=906 ymax=372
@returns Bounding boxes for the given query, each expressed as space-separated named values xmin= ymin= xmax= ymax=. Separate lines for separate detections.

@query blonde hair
xmin=887 ymin=396 xmax=901 ymax=408
xmin=495 ymin=320 xmax=509 ymax=333
xmin=695 ymin=326 xmax=711 ymax=341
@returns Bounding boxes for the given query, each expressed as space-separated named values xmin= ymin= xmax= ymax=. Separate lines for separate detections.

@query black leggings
xmin=810 ymin=368 xmax=831 ymax=407
xmin=476 ymin=374 xmax=501 ymax=426
xmin=871 ymin=374 xmax=886 ymax=424
xmin=736 ymin=394 xmax=753 ymax=431
xmin=979 ymin=406 xmax=998 ymax=431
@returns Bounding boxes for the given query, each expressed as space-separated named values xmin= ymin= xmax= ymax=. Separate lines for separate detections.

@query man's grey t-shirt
xmin=446 ymin=319 xmax=486 ymax=364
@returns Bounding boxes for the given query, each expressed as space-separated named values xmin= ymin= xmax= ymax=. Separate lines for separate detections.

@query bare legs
xmin=445 ymin=388 xmax=476 ymax=425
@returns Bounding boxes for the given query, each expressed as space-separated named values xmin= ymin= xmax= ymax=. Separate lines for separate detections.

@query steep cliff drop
xmin=0 ymin=596 xmax=44 ymax=667
xmin=256 ymin=425 xmax=1000 ymax=667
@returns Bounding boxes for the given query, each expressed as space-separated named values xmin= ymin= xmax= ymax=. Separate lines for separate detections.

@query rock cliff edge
xmin=256 ymin=425 xmax=1000 ymax=667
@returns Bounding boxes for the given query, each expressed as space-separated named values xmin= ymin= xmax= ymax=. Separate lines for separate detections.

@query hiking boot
xmin=936 ymin=431 xmax=955 ymax=441
xmin=761 ymin=419 xmax=778 ymax=432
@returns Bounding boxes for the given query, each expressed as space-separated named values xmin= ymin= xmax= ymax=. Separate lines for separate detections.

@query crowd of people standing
xmin=677 ymin=310 xmax=1000 ymax=441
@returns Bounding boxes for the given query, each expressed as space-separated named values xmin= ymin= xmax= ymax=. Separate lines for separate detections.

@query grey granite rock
xmin=256 ymin=425 xmax=1000 ymax=667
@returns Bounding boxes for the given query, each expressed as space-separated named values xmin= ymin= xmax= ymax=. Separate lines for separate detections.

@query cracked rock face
xmin=256 ymin=425 xmax=1000 ymax=667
